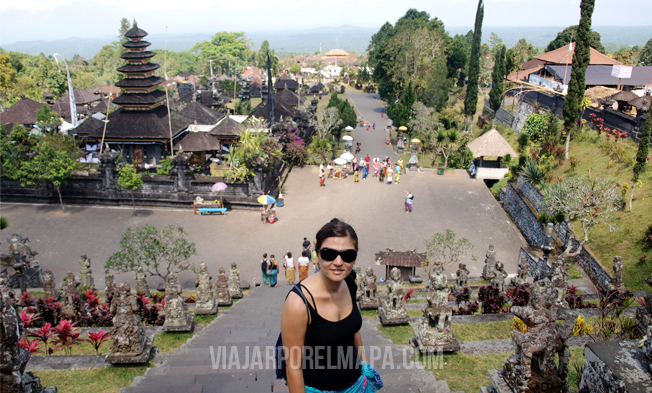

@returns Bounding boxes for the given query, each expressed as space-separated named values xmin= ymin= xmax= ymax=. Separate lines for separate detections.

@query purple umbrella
xmin=212 ymin=182 xmax=228 ymax=205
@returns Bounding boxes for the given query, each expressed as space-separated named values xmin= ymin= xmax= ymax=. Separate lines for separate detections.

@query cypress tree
xmin=489 ymin=45 xmax=506 ymax=113
xmin=633 ymin=111 xmax=652 ymax=182
xmin=562 ymin=0 xmax=595 ymax=130
xmin=464 ymin=0 xmax=484 ymax=120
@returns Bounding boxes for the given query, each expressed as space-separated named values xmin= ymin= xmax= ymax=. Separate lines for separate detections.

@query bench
xmin=197 ymin=207 xmax=227 ymax=216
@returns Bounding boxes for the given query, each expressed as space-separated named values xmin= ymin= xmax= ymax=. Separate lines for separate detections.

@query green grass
xmin=360 ymin=309 xmax=379 ymax=320
xmin=427 ymin=351 xmax=508 ymax=392
xmin=152 ymin=331 xmax=195 ymax=353
xmin=33 ymin=363 xmax=151 ymax=393
xmin=454 ymin=320 xmax=514 ymax=342
xmin=376 ymin=324 xmax=414 ymax=345
xmin=568 ymin=264 xmax=584 ymax=280
xmin=194 ymin=313 xmax=219 ymax=325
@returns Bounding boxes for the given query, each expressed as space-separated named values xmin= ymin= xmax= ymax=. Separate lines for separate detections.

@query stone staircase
xmin=121 ymin=285 xmax=455 ymax=393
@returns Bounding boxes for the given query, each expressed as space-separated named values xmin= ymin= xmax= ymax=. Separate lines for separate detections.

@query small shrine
xmin=215 ymin=267 xmax=232 ymax=306
xmin=375 ymin=248 xmax=425 ymax=283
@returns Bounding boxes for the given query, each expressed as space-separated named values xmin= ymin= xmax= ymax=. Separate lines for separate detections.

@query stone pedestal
xmin=579 ymin=340 xmax=652 ymax=393
xmin=359 ymin=300 xmax=379 ymax=310
xmin=163 ymin=313 xmax=195 ymax=333
xmin=195 ymin=302 xmax=218 ymax=315
xmin=379 ymin=307 xmax=410 ymax=325
xmin=411 ymin=327 xmax=460 ymax=353
xmin=408 ymin=275 xmax=423 ymax=283
xmin=105 ymin=335 xmax=154 ymax=365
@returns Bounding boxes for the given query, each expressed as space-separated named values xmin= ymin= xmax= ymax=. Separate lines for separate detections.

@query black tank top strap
xmin=297 ymin=283 xmax=317 ymax=314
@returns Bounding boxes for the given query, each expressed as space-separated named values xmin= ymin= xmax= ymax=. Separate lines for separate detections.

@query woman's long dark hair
xmin=315 ymin=218 xmax=358 ymax=251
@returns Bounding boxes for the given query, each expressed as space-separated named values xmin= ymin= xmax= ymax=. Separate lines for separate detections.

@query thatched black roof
xmin=179 ymin=101 xmax=224 ymax=125
xmin=274 ymin=78 xmax=299 ymax=90
xmin=209 ymin=116 xmax=240 ymax=137
xmin=200 ymin=91 xmax=220 ymax=106
xmin=116 ymin=76 xmax=164 ymax=88
xmin=113 ymin=90 xmax=166 ymax=106
xmin=123 ymin=40 xmax=150 ymax=49
xmin=89 ymin=99 xmax=119 ymax=114
xmin=51 ymin=100 xmax=88 ymax=118
xmin=117 ymin=63 xmax=160 ymax=73
xmin=250 ymin=84 xmax=262 ymax=97
xmin=249 ymin=99 xmax=302 ymax=121
xmin=83 ymin=105 xmax=192 ymax=140
xmin=124 ymin=22 xmax=148 ymax=39
xmin=174 ymin=131 xmax=220 ymax=152
xmin=275 ymin=88 xmax=306 ymax=107
xmin=0 ymin=98 xmax=43 ymax=125
xmin=72 ymin=115 xmax=105 ymax=136
xmin=310 ymin=82 xmax=325 ymax=93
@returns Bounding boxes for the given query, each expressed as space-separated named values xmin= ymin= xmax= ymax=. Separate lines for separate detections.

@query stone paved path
xmin=122 ymin=285 xmax=455 ymax=393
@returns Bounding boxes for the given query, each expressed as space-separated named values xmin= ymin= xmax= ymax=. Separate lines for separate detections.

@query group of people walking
xmin=260 ymin=238 xmax=318 ymax=287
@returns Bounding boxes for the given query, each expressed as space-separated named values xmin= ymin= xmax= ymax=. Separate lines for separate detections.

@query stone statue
xmin=612 ymin=256 xmax=625 ymax=291
xmin=492 ymin=261 xmax=508 ymax=293
xmin=550 ymin=257 xmax=569 ymax=308
xmin=360 ymin=267 xmax=379 ymax=309
xmin=0 ymin=293 xmax=56 ymax=393
xmin=502 ymin=276 xmax=574 ymax=393
xmin=642 ymin=325 xmax=652 ymax=373
xmin=135 ymin=267 xmax=150 ymax=297
xmin=0 ymin=274 xmax=14 ymax=305
xmin=379 ymin=267 xmax=409 ymax=324
xmin=451 ymin=263 xmax=470 ymax=295
xmin=105 ymin=273 xmax=116 ymax=299
xmin=636 ymin=276 xmax=652 ymax=337
xmin=194 ymin=263 xmax=217 ymax=314
xmin=164 ymin=273 xmax=193 ymax=331
xmin=228 ymin=262 xmax=243 ymax=299
xmin=42 ymin=269 xmax=59 ymax=300
xmin=215 ymin=267 xmax=232 ymax=306
xmin=354 ymin=266 xmax=364 ymax=300
xmin=108 ymin=283 xmax=145 ymax=358
xmin=415 ymin=263 xmax=457 ymax=350
xmin=482 ymin=244 xmax=497 ymax=280
xmin=511 ymin=256 xmax=529 ymax=287
xmin=61 ymin=272 xmax=80 ymax=315
xmin=78 ymin=255 xmax=94 ymax=287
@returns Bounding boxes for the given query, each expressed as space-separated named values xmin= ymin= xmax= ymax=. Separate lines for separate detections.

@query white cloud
xmin=0 ymin=0 xmax=74 ymax=13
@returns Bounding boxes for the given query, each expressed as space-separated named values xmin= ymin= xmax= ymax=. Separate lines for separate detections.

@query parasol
xmin=333 ymin=157 xmax=347 ymax=165
xmin=342 ymin=135 xmax=353 ymax=141
xmin=345 ymin=126 xmax=354 ymax=131
xmin=340 ymin=152 xmax=354 ymax=161
xmin=398 ymin=126 xmax=408 ymax=131
xmin=211 ymin=182 xmax=228 ymax=205
xmin=257 ymin=195 xmax=276 ymax=205
xmin=411 ymin=138 xmax=422 ymax=144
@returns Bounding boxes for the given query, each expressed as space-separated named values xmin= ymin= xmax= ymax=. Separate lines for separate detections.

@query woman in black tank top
xmin=281 ymin=219 xmax=382 ymax=393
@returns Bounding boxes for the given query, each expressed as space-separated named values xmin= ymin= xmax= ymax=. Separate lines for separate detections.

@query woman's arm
xmin=281 ymin=292 xmax=309 ymax=393
xmin=354 ymin=331 xmax=366 ymax=363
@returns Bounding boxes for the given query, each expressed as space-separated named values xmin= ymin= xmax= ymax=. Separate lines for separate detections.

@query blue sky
xmin=1 ymin=0 xmax=650 ymax=45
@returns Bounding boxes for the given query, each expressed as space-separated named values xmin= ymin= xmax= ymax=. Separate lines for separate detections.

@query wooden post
xmin=99 ymin=95 xmax=112 ymax=154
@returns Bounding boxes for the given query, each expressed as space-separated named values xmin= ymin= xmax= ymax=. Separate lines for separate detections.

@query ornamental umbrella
xmin=211 ymin=182 xmax=228 ymax=205
xmin=411 ymin=138 xmax=422 ymax=144
xmin=345 ymin=126 xmax=354 ymax=131
xmin=257 ymin=195 xmax=276 ymax=205
xmin=398 ymin=126 xmax=408 ymax=131
xmin=333 ymin=157 xmax=347 ymax=165
xmin=342 ymin=135 xmax=353 ymax=141
xmin=340 ymin=152 xmax=355 ymax=161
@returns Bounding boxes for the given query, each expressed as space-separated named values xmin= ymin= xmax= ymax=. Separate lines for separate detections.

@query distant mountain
xmin=1 ymin=25 xmax=649 ymax=59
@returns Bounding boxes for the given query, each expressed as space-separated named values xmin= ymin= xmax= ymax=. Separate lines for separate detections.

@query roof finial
xmin=133 ymin=19 xmax=137 ymax=27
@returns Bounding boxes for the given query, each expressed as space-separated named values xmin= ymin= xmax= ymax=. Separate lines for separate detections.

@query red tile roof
xmin=375 ymin=249 xmax=425 ymax=267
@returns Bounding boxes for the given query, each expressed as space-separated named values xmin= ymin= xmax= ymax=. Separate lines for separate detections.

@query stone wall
xmin=0 ymin=153 xmax=285 ymax=210
xmin=500 ymin=182 xmax=546 ymax=247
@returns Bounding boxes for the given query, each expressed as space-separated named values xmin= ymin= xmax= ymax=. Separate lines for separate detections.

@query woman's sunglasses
xmin=319 ymin=248 xmax=357 ymax=263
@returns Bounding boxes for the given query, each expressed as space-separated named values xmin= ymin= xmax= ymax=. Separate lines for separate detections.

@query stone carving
xmin=359 ymin=267 xmax=379 ymax=310
xmin=511 ymin=256 xmax=529 ymax=287
xmin=2 ymin=234 xmax=42 ymax=293
xmin=107 ymin=283 xmax=150 ymax=362
xmin=354 ymin=266 xmax=364 ymax=300
xmin=135 ymin=267 xmax=150 ymax=297
xmin=482 ymin=244 xmax=497 ymax=280
xmin=105 ymin=273 xmax=116 ymax=299
xmin=414 ymin=263 xmax=459 ymax=352
xmin=379 ymin=267 xmax=409 ymax=325
xmin=78 ymin=254 xmax=94 ymax=287
xmin=550 ymin=257 xmax=569 ymax=308
xmin=194 ymin=263 xmax=217 ymax=315
xmin=642 ymin=325 xmax=652 ymax=373
xmin=229 ymin=262 xmax=243 ymax=299
xmin=215 ymin=267 xmax=232 ymax=306
xmin=502 ymin=277 xmax=574 ymax=393
xmin=636 ymin=278 xmax=652 ymax=338
xmin=42 ymin=269 xmax=59 ymax=300
xmin=612 ymin=256 xmax=624 ymax=291
xmin=451 ymin=263 xmax=470 ymax=295
xmin=492 ymin=261 xmax=508 ymax=293
xmin=0 ymin=294 xmax=56 ymax=393
xmin=61 ymin=272 xmax=80 ymax=315
xmin=0 ymin=273 xmax=14 ymax=305
xmin=163 ymin=273 xmax=194 ymax=331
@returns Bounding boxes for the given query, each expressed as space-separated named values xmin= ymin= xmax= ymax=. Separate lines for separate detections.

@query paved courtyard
xmin=0 ymin=91 xmax=526 ymax=290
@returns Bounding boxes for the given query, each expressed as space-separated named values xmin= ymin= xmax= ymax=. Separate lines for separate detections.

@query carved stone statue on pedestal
xmin=78 ymin=254 xmax=94 ymax=287
xmin=451 ymin=263 xmax=470 ymax=295
xmin=135 ymin=267 xmax=150 ymax=297
xmin=106 ymin=283 xmax=152 ymax=364
xmin=642 ymin=325 xmax=652 ymax=374
xmin=359 ymin=267 xmax=379 ymax=310
xmin=413 ymin=263 xmax=459 ymax=352
xmin=379 ymin=267 xmax=409 ymax=325
xmin=482 ymin=244 xmax=497 ymax=280
xmin=194 ymin=263 xmax=217 ymax=315
xmin=501 ymin=277 xmax=573 ymax=393
xmin=228 ymin=263 xmax=243 ymax=299
xmin=105 ymin=273 xmax=116 ymax=299
xmin=612 ymin=256 xmax=625 ymax=291
xmin=550 ymin=257 xmax=569 ymax=308
xmin=0 ymin=294 xmax=57 ymax=393
xmin=0 ymin=274 xmax=15 ymax=305
xmin=636 ymin=276 xmax=652 ymax=337
xmin=42 ymin=269 xmax=59 ymax=300
xmin=215 ymin=267 xmax=232 ymax=306
xmin=354 ymin=266 xmax=364 ymax=300
xmin=163 ymin=273 xmax=194 ymax=332
xmin=492 ymin=261 xmax=508 ymax=293
xmin=511 ymin=256 xmax=529 ymax=287
xmin=61 ymin=272 xmax=80 ymax=315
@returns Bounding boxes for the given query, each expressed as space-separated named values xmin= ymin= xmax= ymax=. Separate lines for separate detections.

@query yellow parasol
xmin=398 ymin=126 xmax=408 ymax=131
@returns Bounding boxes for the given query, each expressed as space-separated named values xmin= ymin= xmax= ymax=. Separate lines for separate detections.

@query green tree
xmin=562 ymin=0 xmax=595 ymax=133
xmin=367 ymin=22 xmax=396 ymax=100
xmin=424 ymin=229 xmax=475 ymax=275
xmin=640 ymin=38 xmax=652 ymax=66
xmin=488 ymin=32 xmax=503 ymax=53
xmin=256 ymin=40 xmax=279 ymax=76
xmin=633 ymin=109 xmax=652 ymax=182
xmin=105 ymin=224 xmax=197 ymax=280
xmin=193 ymin=32 xmax=253 ymax=76
xmin=446 ymin=33 xmax=471 ymax=83
xmin=546 ymin=25 xmax=605 ymax=54
xmin=388 ymin=80 xmax=416 ymax=129
xmin=36 ymin=104 xmax=62 ymax=133
xmin=19 ymin=141 xmax=76 ymax=212
xmin=289 ymin=63 xmax=301 ymax=74
xmin=464 ymin=0 xmax=485 ymax=123
xmin=118 ymin=165 xmax=143 ymax=212
xmin=0 ymin=54 xmax=17 ymax=105
xmin=422 ymin=55 xmax=451 ymax=111
xmin=489 ymin=45 xmax=506 ymax=112
xmin=308 ymin=137 xmax=332 ymax=164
